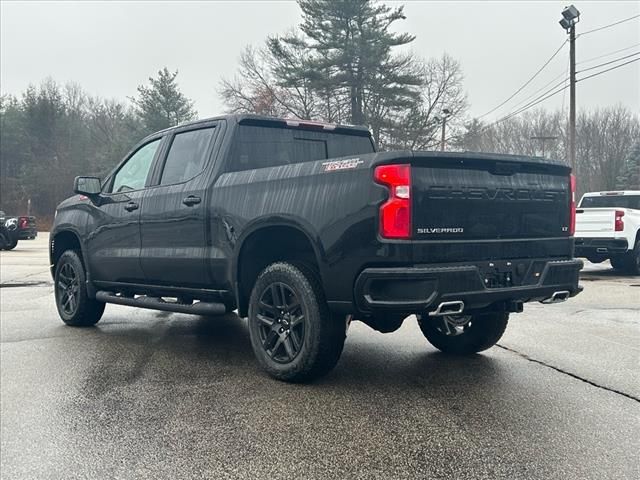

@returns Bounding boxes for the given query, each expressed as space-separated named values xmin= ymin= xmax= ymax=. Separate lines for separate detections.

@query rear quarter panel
xmin=209 ymin=152 xmax=411 ymax=302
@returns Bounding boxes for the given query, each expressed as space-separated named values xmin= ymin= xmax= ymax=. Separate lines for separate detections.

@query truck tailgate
xmin=410 ymin=154 xmax=571 ymax=241
xmin=575 ymin=208 xmax=615 ymax=234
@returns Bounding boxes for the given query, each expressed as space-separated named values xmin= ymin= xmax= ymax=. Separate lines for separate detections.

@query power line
xmin=484 ymin=57 xmax=640 ymax=130
xmin=489 ymin=84 xmax=569 ymax=129
xmin=499 ymin=75 xmax=569 ymax=117
xmin=476 ymin=39 xmax=568 ymax=119
xmin=577 ymin=57 xmax=640 ymax=82
xmin=508 ymin=70 xmax=568 ymax=111
xmin=577 ymin=51 xmax=640 ymax=73
xmin=577 ymin=42 xmax=640 ymax=65
xmin=579 ymin=14 xmax=640 ymax=36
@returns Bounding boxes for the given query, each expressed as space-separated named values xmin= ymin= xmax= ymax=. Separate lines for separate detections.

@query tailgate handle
xmin=491 ymin=163 xmax=520 ymax=175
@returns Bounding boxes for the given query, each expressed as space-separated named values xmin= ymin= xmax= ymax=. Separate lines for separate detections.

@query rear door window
xmin=229 ymin=125 xmax=373 ymax=171
xmin=160 ymin=127 xmax=216 ymax=185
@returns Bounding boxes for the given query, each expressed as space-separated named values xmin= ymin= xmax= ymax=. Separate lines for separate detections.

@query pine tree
xmin=270 ymin=0 xmax=422 ymax=126
xmin=132 ymin=68 xmax=196 ymax=133
xmin=616 ymin=142 xmax=640 ymax=189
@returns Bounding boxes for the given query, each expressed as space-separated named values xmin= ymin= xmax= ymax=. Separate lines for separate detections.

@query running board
xmin=95 ymin=291 xmax=226 ymax=316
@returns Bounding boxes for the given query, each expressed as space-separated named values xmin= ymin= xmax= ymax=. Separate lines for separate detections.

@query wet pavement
xmin=1 ymin=235 xmax=639 ymax=479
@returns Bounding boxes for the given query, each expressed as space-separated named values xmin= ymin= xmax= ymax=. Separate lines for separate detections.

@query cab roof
xmin=156 ymin=114 xmax=371 ymax=137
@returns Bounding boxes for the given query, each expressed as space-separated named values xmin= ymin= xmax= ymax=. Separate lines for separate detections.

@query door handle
xmin=124 ymin=202 xmax=139 ymax=212
xmin=182 ymin=195 xmax=201 ymax=206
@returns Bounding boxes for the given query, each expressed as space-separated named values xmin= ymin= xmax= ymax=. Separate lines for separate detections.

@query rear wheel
xmin=610 ymin=256 xmax=626 ymax=271
xmin=625 ymin=240 xmax=640 ymax=275
xmin=0 ymin=231 xmax=9 ymax=250
xmin=54 ymin=250 xmax=105 ymax=326
xmin=4 ymin=238 xmax=18 ymax=250
xmin=417 ymin=312 xmax=508 ymax=355
xmin=247 ymin=262 xmax=345 ymax=382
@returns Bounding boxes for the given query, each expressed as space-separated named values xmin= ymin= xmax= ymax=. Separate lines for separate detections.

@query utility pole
xmin=559 ymin=5 xmax=580 ymax=172
xmin=569 ymin=24 xmax=576 ymax=172
xmin=440 ymin=108 xmax=451 ymax=152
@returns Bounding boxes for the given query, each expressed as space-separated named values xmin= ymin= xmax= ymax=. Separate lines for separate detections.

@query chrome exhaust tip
xmin=540 ymin=290 xmax=570 ymax=304
xmin=428 ymin=300 xmax=465 ymax=317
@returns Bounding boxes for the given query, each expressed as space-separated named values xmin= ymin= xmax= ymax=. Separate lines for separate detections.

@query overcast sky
xmin=1 ymin=1 xmax=638 ymax=122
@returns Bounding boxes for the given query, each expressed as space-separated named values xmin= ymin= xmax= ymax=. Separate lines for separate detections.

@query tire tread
xmin=248 ymin=261 xmax=344 ymax=382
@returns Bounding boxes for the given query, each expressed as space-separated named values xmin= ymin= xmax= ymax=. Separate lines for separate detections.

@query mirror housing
xmin=74 ymin=176 xmax=101 ymax=196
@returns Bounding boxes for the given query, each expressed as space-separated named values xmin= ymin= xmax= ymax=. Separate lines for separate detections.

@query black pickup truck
xmin=51 ymin=114 xmax=582 ymax=381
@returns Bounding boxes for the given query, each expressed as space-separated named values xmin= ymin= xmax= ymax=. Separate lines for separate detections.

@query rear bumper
xmin=18 ymin=228 xmax=37 ymax=240
xmin=574 ymin=237 xmax=628 ymax=257
xmin=354 ymin=258 xmax=583 ymax=314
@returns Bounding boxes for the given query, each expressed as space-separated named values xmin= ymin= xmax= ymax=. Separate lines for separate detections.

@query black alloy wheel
xmin=248 ymin=262 xmax=345 ymax=382
xmin=54 ymin=250 xmax=105 ymax=326
xmin=256 ymin=282 xmax=306 ymax=363
xmin=417 ymin=312 xmax=509 ymax=355
xmin=56 ymin=262 xmax=81 ymax=316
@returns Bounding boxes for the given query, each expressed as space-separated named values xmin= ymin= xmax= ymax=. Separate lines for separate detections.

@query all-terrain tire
xmin=417 ymin=312 xmax=509 ymax=355
xmin=54 ymin=250 xmax=105 ymax=326
xmin=4 ymin=238 xmax=18 ymax=250
xmin=0 ymin=231 xmax=9 ymax=250
xmin=610 ymin=256 xmax=627 ymax=271
xmin=248 ymin=261 xmax=345 ymax=382
xmin=624 ymin=240 xmax=640 ymax=275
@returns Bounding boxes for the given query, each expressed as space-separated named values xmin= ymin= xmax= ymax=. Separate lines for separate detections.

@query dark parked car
xmin=0 ymin=211 xmax=19 ymax=250
xmin=50 ymin=115 xmax=582 ymax=382
xmin=15 ymin=215 xmax=37 ymax=240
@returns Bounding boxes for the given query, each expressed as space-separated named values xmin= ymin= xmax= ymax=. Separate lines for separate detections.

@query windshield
xmin=579 ymin=195 xmax=640 ymax=209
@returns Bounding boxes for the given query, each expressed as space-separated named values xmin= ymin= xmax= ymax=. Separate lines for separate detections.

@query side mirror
xmin=74 ymin=176 xmax=101 ymax=196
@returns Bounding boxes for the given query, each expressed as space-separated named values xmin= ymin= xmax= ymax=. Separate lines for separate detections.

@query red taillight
xmin=615 ymin=210 xmax=625 ymax=232
xmin=19 ymin=217 xmax=28 ymax=229
xmin=569 ymin=174 xmax=576 ymax=235
xmin=374 ymin=164 xmax=411 ymax=239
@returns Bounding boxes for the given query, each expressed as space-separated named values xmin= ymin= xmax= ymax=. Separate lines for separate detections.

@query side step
xmin=95 ymin=291 xmax=226 ymax=316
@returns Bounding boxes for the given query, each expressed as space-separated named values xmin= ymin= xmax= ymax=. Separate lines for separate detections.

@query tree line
xmin=1 ymin=68 xmax=196 ymax=223
xmin=1 ymin=0 xmax=638 ymax=223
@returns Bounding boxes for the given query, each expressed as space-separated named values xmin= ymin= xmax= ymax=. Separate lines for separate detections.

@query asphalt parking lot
xmin=1 ymin=234 xmax=639 ymax=479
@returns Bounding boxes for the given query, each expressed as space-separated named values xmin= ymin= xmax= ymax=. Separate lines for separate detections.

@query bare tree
xmin=380 ymin=54 xmax=467 ymax=150
xmin=456 ymin=106 xmax=640 ymax=196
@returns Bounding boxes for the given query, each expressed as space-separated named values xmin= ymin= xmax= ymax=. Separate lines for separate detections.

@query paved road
xmin=1 ymin=235 xmax=639 ymax=479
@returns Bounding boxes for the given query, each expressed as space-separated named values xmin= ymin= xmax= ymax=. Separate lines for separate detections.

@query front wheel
xmin=54 ymin=250 xmax=105 ymax=326
xmin=248 ymin=262 xmax=345 ymax=382
xmin=417 ymin=312 xmax=508 ymax=355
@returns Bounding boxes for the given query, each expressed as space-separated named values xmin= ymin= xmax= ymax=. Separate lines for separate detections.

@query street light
xmin=559 ymin=5 xmax=580 ymax=30
xmin=440 ymin=108 xmax=451 ymax=152
xmin=559 ymin=4 xmax=580 ymax=173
